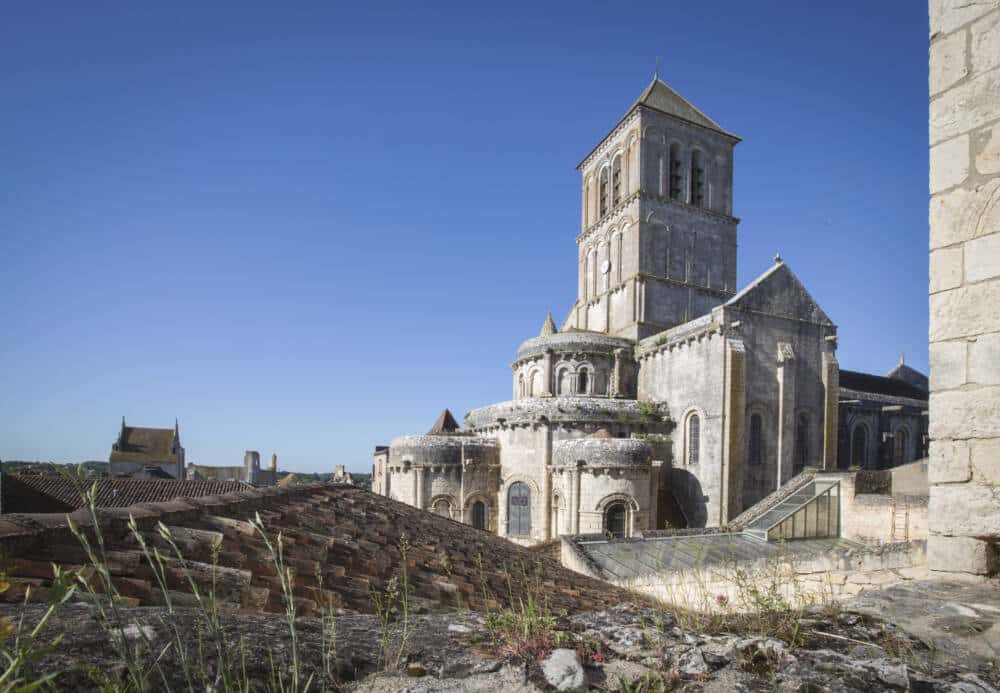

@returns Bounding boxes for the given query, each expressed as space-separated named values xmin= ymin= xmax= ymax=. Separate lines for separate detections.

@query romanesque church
xmin=373 ymin=76 xmax=927 ymax=545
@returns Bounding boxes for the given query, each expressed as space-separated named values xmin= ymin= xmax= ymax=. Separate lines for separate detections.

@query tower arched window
xmin=508 ymin=482 xmax=531 ymax=536
xmin=471 ymin=501 xmax=486 ymax=530
xmin=689 ymin=150 xmax=704 ymax=206
xmin=611 ymin=156 xmax=622 ymax=206
xmin=850 ymin=425 xmax=868 ymax=469
xmin=599 ymin=168 xmax=610 ymax=218
xmin=605 ymin=502 xmax=627 ymax=538
xmin=893 ymin=428 xmax=909 ymax=467
xmin=578 ymin=368 xmax=589 ymax=394
xmin=669 ymin=143 xmax=682 ymax=200
xmin=795 ymin=413 xmax=809 ymax=474
xmin=686 ymin=413 xmax=700 ymax=466
xmin=433 ymin=498 xmax=451 ymax=518
xmin=749 ymin=413 xmax=763 ymax=466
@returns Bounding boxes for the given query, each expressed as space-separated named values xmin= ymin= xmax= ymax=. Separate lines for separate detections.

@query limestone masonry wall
xmin=928 ymin=0 xmax=1000 ymax=576
xmin=607 ymin=540 xmax=928 ymax=610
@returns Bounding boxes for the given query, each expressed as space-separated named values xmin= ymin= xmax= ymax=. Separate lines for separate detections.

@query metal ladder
xmin=891 ymin=501 xmax=909 ymax=542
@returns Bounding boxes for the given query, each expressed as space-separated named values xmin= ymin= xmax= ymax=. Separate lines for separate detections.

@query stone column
xmin=541 ymin=424 xmax=552 ymax=540
xmin=572 ymin=463 xmax=583 ymax=534
xmin=927 ymin=0 xmax=1000 ymax=577
xmin=776 ymin=342 xmax=797 ymax=489
xmin=821 ymin=336 xmax=840 ymax=471
xmin=721 ymin=337 xmax=746 ymax=523
xmin=459 ymin=458 xmax=466 ymax=524
xmin=415 ymin=466 xmax=426 ymax=510
xmin=498 ymin=482 xmax=507 ymax=537
xmin=611 ymin=349 xmax=622 ymax=398
xmin=649 ymin=460 xmax=663 ymax=530
xmin=542 ymin=349 xmax=554 ymax=397
xmin=566 ymin=467 xmax=576 ymax=535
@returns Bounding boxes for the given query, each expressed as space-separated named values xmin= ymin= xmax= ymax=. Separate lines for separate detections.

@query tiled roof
xmin=0 ymin=484 xmax=627 ymax=616
xmin=630 ymin=78 xmax=737 ymax=139
xmin=3 ymin=474 xmax=250 ymax=512
xmin=886 ymin=362 xmax=929 ymax=392
xmin=110 ymin=426 xmax=177 ymax=464
xmin=839 ymin=370 xmax=929 ymax=402
xmin=427 ymin=409 xmax=460 ymax=434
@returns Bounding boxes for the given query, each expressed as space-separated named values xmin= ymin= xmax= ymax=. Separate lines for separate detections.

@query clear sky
xmin=1 ymin=2 xmax=929 ymax=473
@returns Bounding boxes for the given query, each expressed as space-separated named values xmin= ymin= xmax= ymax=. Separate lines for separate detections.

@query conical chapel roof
xmin=539 ymin=312 xmax=558 ymax=337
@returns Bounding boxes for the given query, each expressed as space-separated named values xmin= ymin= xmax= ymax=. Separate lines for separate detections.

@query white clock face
xmin=600 ymin=260 xmax=611 ymax=274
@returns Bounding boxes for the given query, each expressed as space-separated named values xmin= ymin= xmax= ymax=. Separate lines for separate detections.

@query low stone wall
xmin=843 ymin=494 xmax=929 ymax=544
xmin=593 ymin=540 xmax=927 ymax=611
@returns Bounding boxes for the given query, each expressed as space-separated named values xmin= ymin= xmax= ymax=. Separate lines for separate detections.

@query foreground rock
xmin=4 ymin=587 xmax=999 ymax=692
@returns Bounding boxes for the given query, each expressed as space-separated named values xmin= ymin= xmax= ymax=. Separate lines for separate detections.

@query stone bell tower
xmin=567 ymin=74 xmax=741 ymax=340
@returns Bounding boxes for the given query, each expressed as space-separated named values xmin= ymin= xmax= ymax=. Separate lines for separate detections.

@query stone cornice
xmin=636 ymin=190 xmax=740 ymax=224
xmin=636 ymin=318 xmax=725 ymax=360
xmin=576 ymin=110 xmax=640 ymax=173
xmin=576 ymin=191 xmax=738 ymax=246
xmin=576 ymin=192 xmax=640 ymax=245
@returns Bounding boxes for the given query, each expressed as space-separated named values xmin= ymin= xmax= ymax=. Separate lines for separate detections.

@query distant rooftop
xmin=840 ymin=369 xmax=928 ymax=402
xmin=3 ymin=474 xmax=249 ymax=512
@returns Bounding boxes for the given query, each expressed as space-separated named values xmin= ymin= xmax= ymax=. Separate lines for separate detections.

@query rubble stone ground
xmin=4 ymin=577 xmax=999 ymax=691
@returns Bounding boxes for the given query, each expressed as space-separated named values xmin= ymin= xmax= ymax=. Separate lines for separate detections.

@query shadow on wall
xmin=662 ymin=468 xmax=708 ymax=528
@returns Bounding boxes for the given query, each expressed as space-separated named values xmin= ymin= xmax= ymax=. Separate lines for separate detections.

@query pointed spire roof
xmin=578 ymin=75 xmax=739 ymax=169
xmin=540 ymin=312 xmax=558 ymax=337
xmin=428 ymin=409 xmax=460 ymax=435
xmin=628 ymin=77 xmax=736 ymax=139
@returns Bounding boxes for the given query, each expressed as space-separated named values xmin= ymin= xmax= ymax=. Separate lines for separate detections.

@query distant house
xmin=109 ymin=418 xmax=185 ymax=480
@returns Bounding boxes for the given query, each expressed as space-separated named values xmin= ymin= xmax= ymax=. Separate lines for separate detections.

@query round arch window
xmin=433 ymin=499 xmax=451 ymax=518
xmin=605 ymin=502 xmax=627 ymax=539
xmin=508 ymin=482 xmax=531 ymax=536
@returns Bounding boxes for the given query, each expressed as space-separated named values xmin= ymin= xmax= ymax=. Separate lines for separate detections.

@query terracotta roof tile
xmin=110 ymin=425 xmax=177 ymax=464
xmin=4 ymin=474 xmax=249 ymax=511
xmin=0 ymin=484 xmax=627 ymax=616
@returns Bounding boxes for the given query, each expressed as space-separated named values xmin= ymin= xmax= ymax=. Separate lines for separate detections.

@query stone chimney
xmin=271 ymin=453 xmax=278 ymax=473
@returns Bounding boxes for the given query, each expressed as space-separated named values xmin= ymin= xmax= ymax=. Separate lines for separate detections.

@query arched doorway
xmin=471 ymin=501 xmax=486 ymax=530
xmin=850 ymin=425 xmax=868 ymax=469
xmin=893 ymin=428 xmax=909 ymax=467
xmin=605 ymin=502 xmax=627 ymax=538
xmin=507 ymin=482 xmax=531 ymax=536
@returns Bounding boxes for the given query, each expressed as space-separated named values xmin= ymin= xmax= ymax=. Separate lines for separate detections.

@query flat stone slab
xmin=848 ymin=577 xmax=1000 ymax=670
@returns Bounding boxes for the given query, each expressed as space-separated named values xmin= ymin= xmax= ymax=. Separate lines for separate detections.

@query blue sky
xmin=0 ymin=2 xmax=929 ymax=473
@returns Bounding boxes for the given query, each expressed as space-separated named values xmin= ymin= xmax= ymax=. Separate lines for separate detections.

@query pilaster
xmin=821 ymin=336 xmax=840 ymax=470
xmin=776 ymin=342 xmax=797 ymax=488
xmin=722 ymin=337 xmax=746 ymax=523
